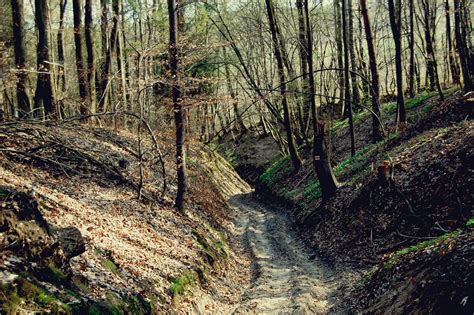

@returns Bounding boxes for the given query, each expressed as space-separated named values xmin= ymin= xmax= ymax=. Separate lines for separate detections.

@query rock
xmin=52 ymin=226 xmax=86 ymax=259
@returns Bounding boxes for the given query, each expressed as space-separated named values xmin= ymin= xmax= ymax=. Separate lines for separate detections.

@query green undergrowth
xmin=259 ymin=156 xmax=290 ymax=187
xmin=169 ymin=270 xmax=198 ymax=299
xmin=358 ymin=225 xmax=469 ymax=288
xmin=383 ymin=229 xmax=463 ymax=270
xmin=0 ymin=277 xmax=72 ymax=314
xmin=466 ymin=218 xmax=474 ymax=229
xmin=331 ymin=88 xmax=456 ymax=134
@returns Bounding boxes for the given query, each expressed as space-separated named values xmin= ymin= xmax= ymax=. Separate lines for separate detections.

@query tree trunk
xmin=223 ymin=47 xmax=246 ymax=134
xmin=10 ymin=0 xmax=31 ymax=118
xmin=342 ymin=0 xmax=356 ymax=155
xmin=57 ymin=0 xmax=67 ymax=118
xmin=445 ymin=0 xmax=460 ymax=84
xmin=334 ymin=0 xmax=345 ymax=117
xmin=34 ymin=0 xmax=55 ymax=119
xmin=296 ymin=0 xmax=312 ymax=137
xmin=388 ymin=0 xmax=406 ymax=123
xmin=408 ymin=0 xmax=415 ymax=97
xmin=453 ymin=0 xmax=473 ymax=91
xmin=265 ymin=0 xmax=302 ymax=172
xmin=360 ymin=0 xmax=383 ymax=143
xmin=73 ymin=0 xmax=90 ymax=116
xmin=304 ymin=0 xmax=339 ymax=200
xmin=84 ymin=0 xmax=96 ymax=114
xmin=168 ymin=0 xmax=186 ymax=212
xmin=347 ymin=0 xmax=360 ymax=109
xmin=421 ymin=0 xmax=444 ymax=100
xmin=98 ymin=0 xmax=119 ymax=112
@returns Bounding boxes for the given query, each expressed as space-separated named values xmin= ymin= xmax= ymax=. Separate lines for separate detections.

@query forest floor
xmin=229 ymin=193 xmax=347 ymax=314
xmin=217 ymin=88 xmax=473 ymax=313
xmin=1 ymin=88 xmax=472 ymax=314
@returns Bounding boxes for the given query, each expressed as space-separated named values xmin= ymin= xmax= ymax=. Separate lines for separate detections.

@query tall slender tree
xmin=10 ymin=0 xmax=30 ymax=118
xmin=360 ymin=0 xmax=383 ymax=143
xmin=388 ymin=0 xmax=406 ymax=123
xmin=34 ymin=0 xmax=55 ymax=119
xmin=265 ymin=0 xmax=302 ymax=172
xmin=84 ymin=0 xmax=96 ymax=113
xmin=57 ymin=0 xmax=67 ymax=118
xmin=445 ymin=0 xmax=460 ymax=85
xmin=342 ymin=0 xmax=356 ymax=155
xmin=453 ymin=0 xmax=473 ymax=91
xmin=168 ymin=0 xmax=186 ymax=212
xmin=408 ymin=0 xmax=415 ymax=97
xmin=347 ymin=0 xmax=361 ymax=109
xmin=73 ymin=0 xmax=90 ymax=116
xmin=304 ymin=0 xmax=339 ymax=200
xmin=421 ymin=0 xmax=444 ymax=100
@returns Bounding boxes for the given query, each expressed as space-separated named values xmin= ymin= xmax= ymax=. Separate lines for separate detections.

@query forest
xmin=0 ymin=0 xmax=473 ymax=313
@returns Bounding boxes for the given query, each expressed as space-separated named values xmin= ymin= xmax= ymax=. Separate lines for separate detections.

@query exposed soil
xmin=229 ymin=193 xmax=345 ymax=314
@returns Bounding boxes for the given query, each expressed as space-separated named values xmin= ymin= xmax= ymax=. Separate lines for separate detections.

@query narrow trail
xmin=229 ymin=193 xmax=338 ymax=314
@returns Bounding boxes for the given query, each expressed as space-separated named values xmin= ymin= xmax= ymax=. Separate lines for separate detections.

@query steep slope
xmin=232 ymin=90 xmax=473 ymax=313
xmin=0 ymin=121 xmax=251 ymax=313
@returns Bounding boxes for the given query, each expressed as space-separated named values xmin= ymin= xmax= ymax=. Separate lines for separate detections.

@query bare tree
xmin=388 ymin=0 xmax=406 ymax=123
xmin=168 ymin=0 xmax=186 ymax=212
xmin=34 ymin=0 xmax=55 ymax=119
xmin=342 ymin=0 xmax=356 ymax=155
xmin=265 ymin=0 xmax=302 ymax=172
xmin=360 ymin=0 xmax=383 ymax=142
xmin=304 ymin=0 xmax=339 ymax=200
xmin=73 ymin=0 xmax=90 ymax=116
xmin=10 ymin=0 xmax=30 ymax=118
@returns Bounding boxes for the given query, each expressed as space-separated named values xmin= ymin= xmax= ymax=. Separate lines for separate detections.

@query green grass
xmin=303 ymin=179 xmax=322 ymax=202
xmin=259 ymin=156 xmax=290 ymax=186
xmin=384 ymin=229 xmax=462 ymax=269
xmin=466 ymin=218 xmax=474 ymax=228
xmin=169 ymin=271 xmax=198 ymax=297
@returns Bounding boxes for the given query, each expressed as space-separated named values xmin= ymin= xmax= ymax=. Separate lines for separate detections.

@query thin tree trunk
xmin=34 ymin=0 xmax=55 ymax=119
xmin=168 ymin=0 xmax=186 ymax=212
xmin=98 ymin=0 xmax=119 ymax=112
xmin=408 ymin=0 xmax=415 ymax=97
xmin=454 ymin=0 xmax=473 ymax=91
xmin=223 ymin=47 xmax=246 ymax=134
xmin=342 ymin=0 xmax=356 ymax=155
xmin=10 ymin=0 xmax=30 ymax=118
xmin=388 ymin=0 xmax=406 ymax=123
xmin=304 ymin=0 xmax=339 ymax=200
xmin=57 ymin=0 xmax=67 ymax=118
xmin=265 ymin=0 xmax=302 ymax=172
xmin=347 ymin=0 xmax=361 ymax=109
xmin=334 ymin=0 xmax=345 ymax=117
xmin=73 ymin=0 xmax=90 ymax=116
xmin=360 ymin=0 xmax=383 ymax=143
xmin=446 ymin=0 xmax=460 ymax=84
xmin=421 ymin=0 xmax=444 ymax=100
xmin=84 ymin=0 xmax=96 ymax=114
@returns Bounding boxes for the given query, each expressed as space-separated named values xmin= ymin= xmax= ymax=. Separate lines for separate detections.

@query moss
xmin=384 ymin=229 xmax=462 ymax=269
xmin=101 ymin=259 xmax=120 ymax=274
xmin=195 ymin=232 xmax=228 ymax=263
xmin=0 ymin=283 xmax=21 ymax=313
xmin=47 ymin=263 xmax=68 ymax=282
xmin=169 ymin=270 xmax=198 ymax=297
xmin=87 ymin=305 xmax=102 ymax=315
xmin=72 ymin=277 xmax=91 ymax=294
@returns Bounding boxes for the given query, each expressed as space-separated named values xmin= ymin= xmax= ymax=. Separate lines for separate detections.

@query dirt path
xmin=229 ymin=193 xmax=338 ymax=314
